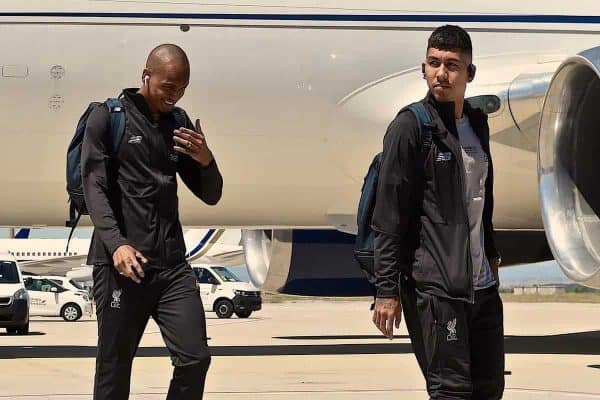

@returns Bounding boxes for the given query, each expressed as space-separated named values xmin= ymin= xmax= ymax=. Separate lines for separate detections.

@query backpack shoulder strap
xmin=64 ymin=205 xmax=82 ymax=252
xmin=173 ymin=107 xmax=187 ymax=128
xmin=405 ymin=101 xmax=433 ymax=150
xmin=65 ymin=98 xmax=125 ymax=244
xmin=401 ymin=102 xmax=435 ymax=221
xmin=105 ymin=98 xmax=126 ymax=155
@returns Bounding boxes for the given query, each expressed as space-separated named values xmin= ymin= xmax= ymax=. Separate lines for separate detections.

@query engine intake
xmin=539 ymin=46 xmax=600 ymax=288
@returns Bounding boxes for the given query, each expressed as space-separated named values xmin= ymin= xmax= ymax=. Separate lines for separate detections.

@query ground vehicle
xmin=192 ymin=265 xmax=261 ymax=319
xmin=23 ymin=276 xmax=92 ymax=321
xmin=0 ymin=253 xmax=30 ymax=334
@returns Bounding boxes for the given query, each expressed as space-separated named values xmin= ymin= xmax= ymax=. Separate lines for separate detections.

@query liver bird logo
xmin=446 ymin=318 xmax=458 ymax=341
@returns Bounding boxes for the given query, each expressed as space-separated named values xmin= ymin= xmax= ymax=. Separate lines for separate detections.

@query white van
xmin=24 ymin=276 xmax=92 ymax=321
xmin=0 ymin=253 xmax=30 ymax=334
xmin=191 ymin=265 xmax=261 ymax=319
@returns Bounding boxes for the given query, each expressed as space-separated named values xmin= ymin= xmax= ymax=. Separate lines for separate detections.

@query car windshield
xmin=0 ymin=261 xmax=19 ymax=284
xmin=211 ymin=267 xmax=242 ymax=282
xmin=69 ymin=279 xmax=85 ymax=290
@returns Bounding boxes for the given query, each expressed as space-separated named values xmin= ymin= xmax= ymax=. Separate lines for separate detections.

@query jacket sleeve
xmin=81 ymin=105 xmax=128 ymax=256
xmin=371 ymin=111 xmax=419 ymax=298
xmin=483 ymin=145 xmax=500 ymax=260
xmin=177 ymin=113 xmax=224 ymax=205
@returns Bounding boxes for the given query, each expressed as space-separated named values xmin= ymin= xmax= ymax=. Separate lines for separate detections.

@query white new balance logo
xmin=436 ymin=152 xmax=452 ymax=162
xmin=128 ymin=135 xmax=143 ymax=144
xmin=446 ymin=318 xmax=458 ymax=341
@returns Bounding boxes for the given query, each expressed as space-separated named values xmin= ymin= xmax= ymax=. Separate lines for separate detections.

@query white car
xmin=0 ymin=253 xmax=30 ymax=334
xmin=24 ymin=276 xmax=92 ymax=321
xmin=191 ymin=265 xmax=262 ymax=319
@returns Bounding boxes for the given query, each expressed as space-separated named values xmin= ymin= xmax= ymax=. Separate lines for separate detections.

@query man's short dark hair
xmin=427 ymin=25 xmax=472 ymax=60
xmin=146 ymin=43 xmax=190 ymax=72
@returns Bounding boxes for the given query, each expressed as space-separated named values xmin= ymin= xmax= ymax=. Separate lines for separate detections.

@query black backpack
xmin=65 ymin=98 xmax=187 ymax=250
xmin=66 ymin=98 xmax=127 ymax=236
xmin=354 ymin=102 xmax=434 ymax=293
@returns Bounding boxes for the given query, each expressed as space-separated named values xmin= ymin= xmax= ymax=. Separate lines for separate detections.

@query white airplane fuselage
xmin=0 ymin=238 xmax=89 ymax=261
xmin=0 ymin=229 xmax=242 ymax=263
xmin=1 ymin=1 xmax=600 ymax=232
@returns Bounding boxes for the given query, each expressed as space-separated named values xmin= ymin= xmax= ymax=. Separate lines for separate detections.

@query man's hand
xmin=489 ymin=257 xmax=500 ymax=287
xmin=113 ymin=245 xmax=148 ymax=284
xmin=173 ymin=119 xmax=214 ymax=167
xmin=373 ymin=297 xmax=402 ymax=339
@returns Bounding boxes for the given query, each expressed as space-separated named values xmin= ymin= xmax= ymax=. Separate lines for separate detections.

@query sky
xmin=498 ymin=260 xmax=571 ymax=287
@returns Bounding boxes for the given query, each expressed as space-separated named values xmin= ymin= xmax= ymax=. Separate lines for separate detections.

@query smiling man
xmin=82 ymin=44 xmax=223 ymax=399
xmin=371 ymin=26 xmax=504 ymax=399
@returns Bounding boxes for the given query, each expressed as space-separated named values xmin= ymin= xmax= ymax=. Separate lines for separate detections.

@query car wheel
xmin=61 ymin=303 xmax=82 ymax=322
xmin=16 ymin=322 xmax=29 ymax=335
xmin=214 ymin=299 xmax=234 ymax=319
xmin=235 ymin=310 xmax=252 ymax=318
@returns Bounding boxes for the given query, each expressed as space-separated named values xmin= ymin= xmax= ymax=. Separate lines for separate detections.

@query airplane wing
xmin=189 ymin=248 xmax=245 ymax=266
xmin=19 ymin=255 xmax=88 ymax=277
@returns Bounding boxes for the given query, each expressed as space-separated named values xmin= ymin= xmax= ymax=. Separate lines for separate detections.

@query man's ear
xmin=421 ymin=63 xmax=426 ymax=78
xmin=141 ymin=69 xmax=151 ymax=85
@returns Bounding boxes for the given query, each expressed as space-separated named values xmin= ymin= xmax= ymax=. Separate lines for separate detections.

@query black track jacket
xmin=372 ymin=92 xmax=499 ymax=302
xmin=82 ymin=89 xmax=223 ymax=269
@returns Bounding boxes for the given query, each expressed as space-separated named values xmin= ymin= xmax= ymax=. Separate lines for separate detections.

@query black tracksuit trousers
xmin=401 ymin=279 xmax=505 ymax=400
xmin=93 ymin=263 xmax=211 ymax=400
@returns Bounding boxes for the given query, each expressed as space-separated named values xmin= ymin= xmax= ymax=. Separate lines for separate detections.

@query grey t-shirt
xmin=456 ymin=116 xmax=496 ymax=290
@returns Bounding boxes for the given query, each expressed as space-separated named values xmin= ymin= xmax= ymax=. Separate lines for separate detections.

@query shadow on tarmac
xmin=1 ymin=331 xmax=600 ymax=359
xmin=0 ymin=332 xmax=45 ymax=337
xmin=274 ymin=335 xmax=411 ymax=340
xmin=28 ymin=319 xmax=96 ymax=324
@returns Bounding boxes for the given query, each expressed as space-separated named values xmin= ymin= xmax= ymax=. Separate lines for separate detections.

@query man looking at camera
xmin=372 ymin=25 xmax=504 ymax=399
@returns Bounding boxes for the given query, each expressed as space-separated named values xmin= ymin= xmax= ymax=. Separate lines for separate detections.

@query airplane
xmin=0 ymin=1 xmax=599 ymax=295
xmin=0 ymin=228 xmax=244 ymax=281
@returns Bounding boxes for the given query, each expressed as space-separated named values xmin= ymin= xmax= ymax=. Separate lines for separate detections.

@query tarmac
xmin=1 ymin=300 xmax=600 ymax=399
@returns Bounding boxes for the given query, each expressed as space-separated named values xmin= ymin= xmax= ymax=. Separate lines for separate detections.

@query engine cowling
xmin=241 ymin=229 xmax=373 ymax=296
xmin=539 ymin=46 xmax=600 ymax=288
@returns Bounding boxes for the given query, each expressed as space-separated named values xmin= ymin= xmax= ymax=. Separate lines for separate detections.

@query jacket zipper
xmin=149 ymin=121 xmax=167 ymax=266
xmin=444 ymin=132 xmax=475 ymax=304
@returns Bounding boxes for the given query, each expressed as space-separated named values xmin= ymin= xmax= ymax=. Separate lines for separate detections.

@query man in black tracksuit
xmin=372 ymin=26 xmax=504 ymax=399
xmin=82 ymin=44 xmax=223 ymax=399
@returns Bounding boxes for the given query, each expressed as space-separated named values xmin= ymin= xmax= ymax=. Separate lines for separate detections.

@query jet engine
xmin=538 ymin=46 xmax=600 ymax=288
xmin=241 ymin=229 xmax=372 ymax=296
